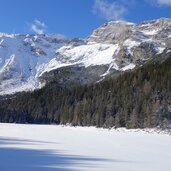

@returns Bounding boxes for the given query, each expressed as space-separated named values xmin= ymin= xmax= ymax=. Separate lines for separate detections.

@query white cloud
xmin=149 ymin=0 xmax=171 ymax=6
xmin=31 ymin=25 xmax=44 ymax=34
xmin=34 ymin=20 xmax=46 ymax=28
xmin=93 ymin=0 xmax=127 ymax=21
xmin=31 ymin=19 xmax=47 ymax=34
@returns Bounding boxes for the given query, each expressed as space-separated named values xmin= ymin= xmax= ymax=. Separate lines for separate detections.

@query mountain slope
xmin=0 ymin=18 xmax=171 ymax=95
xmin=0 ymin=53 xmax=170 ymax=128
xmin=0 ymin=34 xmax=69 ymax=94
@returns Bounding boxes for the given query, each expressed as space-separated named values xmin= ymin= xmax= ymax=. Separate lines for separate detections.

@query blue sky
xmin=0 ymin=0 xmax=171 ymax=38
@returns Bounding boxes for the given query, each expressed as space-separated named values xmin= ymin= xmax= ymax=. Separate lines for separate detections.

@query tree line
xmin=0 ymin=55 xmax=170 ymax=129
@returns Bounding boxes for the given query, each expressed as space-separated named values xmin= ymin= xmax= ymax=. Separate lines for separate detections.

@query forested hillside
xmin=0 ymin=55 xmax=170 ymax=129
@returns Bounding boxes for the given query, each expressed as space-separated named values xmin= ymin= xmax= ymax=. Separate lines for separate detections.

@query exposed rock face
xmin=87 ymin=21 xmax=134 ymax=44
xmin=0 ymin=18 xmax=171 ymax=95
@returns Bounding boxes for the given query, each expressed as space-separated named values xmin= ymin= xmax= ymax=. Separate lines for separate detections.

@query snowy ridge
xmin=0 ymin=18 xmax=171 ymax=95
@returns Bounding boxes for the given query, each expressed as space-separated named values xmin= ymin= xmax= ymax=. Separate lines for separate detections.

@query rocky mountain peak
xmin=87 ymin=20 xmax=134 ymax=44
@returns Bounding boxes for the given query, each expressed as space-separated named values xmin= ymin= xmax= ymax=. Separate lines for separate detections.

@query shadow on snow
xmin=0 ymin=137 xmax=111 ymax=171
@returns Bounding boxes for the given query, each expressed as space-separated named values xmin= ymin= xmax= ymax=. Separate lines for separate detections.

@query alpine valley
xmin=0 ymin=18 xmax=171 ymax=129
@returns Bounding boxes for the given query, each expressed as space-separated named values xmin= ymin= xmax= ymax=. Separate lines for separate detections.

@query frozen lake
xmin=0 ymin=123 xmax=171 ymax=171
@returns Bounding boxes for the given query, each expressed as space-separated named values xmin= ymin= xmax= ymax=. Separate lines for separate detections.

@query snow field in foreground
xmin=0 ymin=123 xmax=171 ymax=171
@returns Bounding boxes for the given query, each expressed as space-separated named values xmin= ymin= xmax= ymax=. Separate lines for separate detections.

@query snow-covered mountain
xmin=0 ymin=33 xmax=70 ymax=95
xmin=0 ymin=18 xmax=171 ymax=95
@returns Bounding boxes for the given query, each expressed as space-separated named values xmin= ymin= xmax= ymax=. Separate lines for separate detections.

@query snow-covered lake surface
xmin=0 ymin=123 xmax=171 ymax=171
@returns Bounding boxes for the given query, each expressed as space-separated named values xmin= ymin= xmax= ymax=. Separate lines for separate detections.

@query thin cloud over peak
xmin=31 ymin=19 xmax=47 ymax=34
xmin=148 ymin=0 xmax=171 ymax=6
xmin=34 ymin=19 xmax=47 ymax=28
xmin=93 ymin=0 xmax=127 ymax=21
